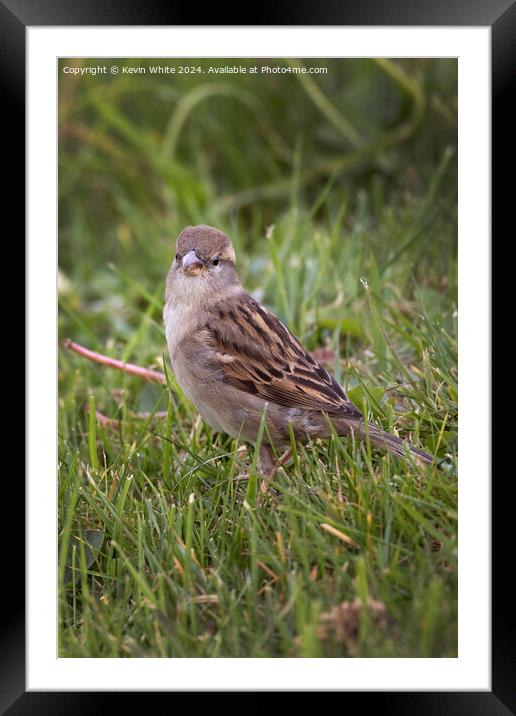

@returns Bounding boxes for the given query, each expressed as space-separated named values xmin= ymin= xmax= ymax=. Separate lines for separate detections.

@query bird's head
xmin=166 ymin=225 xmax=240 ymax=305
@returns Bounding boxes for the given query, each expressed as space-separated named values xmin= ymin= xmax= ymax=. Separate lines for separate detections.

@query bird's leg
xmin=258 ymin=443 xmax=279 ymax=494
xmin=235 ymin=444 xmax=285 ymax=492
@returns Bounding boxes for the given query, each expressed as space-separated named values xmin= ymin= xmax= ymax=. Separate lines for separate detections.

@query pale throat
xmin=163 ymin=270 xmax=241 ymax=352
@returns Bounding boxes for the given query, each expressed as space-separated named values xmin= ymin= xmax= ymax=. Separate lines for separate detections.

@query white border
xmin=28 ymin=27 xmax=490 ymax=690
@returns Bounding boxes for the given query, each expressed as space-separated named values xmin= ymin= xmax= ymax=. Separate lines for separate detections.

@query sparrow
xmin=163 ymin=224 xmax=433 ymax=478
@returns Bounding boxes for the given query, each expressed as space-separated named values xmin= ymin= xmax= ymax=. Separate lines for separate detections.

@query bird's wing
xmin=202 ymin=295 xmax=363 ymax=419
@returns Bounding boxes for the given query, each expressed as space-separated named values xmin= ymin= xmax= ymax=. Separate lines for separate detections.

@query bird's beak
xmin=181 ymin=250 xmax=204 ymax=275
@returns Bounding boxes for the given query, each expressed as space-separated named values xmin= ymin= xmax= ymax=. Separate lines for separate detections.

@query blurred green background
xmin=58 ymin=58 xmax=458 ymax=658
xmin=59 ymin=57 xmax=457 ymax=353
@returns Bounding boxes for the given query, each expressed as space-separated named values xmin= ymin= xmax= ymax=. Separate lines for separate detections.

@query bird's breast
xmin=163 ymin=300 xmax=192 ymax=357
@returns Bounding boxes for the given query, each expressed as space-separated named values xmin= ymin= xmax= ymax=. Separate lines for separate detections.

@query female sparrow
xmin=163 ymin=224 xmax=433 ymax=477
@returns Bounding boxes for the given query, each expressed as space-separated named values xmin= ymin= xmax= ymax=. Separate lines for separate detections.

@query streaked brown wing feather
xmin=203 ymin=294 xmax=362 ymax=419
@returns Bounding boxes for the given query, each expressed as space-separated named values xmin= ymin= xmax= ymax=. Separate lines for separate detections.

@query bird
xmin=163 ymin=224 xmax=433 ymax=479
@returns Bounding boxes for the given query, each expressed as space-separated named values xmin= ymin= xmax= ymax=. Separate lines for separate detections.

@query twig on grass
xmin=62 ymin=338 xmax=166 ymax=384
xmin=82 ymin=405 xmax=169 ymax=431
xmin=63 ymin=338 xmax=167 ymax=428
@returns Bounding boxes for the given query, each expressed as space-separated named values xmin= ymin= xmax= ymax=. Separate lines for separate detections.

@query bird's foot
xmin=234 ymin=472 xmax=250 ymax=482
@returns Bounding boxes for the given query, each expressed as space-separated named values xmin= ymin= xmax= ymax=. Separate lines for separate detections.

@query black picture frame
xmin=7 ymin=0 xmax=509 ymax=711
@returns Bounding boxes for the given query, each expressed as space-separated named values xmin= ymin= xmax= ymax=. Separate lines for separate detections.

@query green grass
xmin=58 ymin=58 xmax=457 ymax=658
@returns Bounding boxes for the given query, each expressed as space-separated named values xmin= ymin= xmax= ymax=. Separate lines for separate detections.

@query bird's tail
xmin=346 ymin=421 xmax=433 ymax=465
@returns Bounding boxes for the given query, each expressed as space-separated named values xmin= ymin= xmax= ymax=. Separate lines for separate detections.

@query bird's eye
xmin=212 ymin=258 xmax=220 ymax=267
